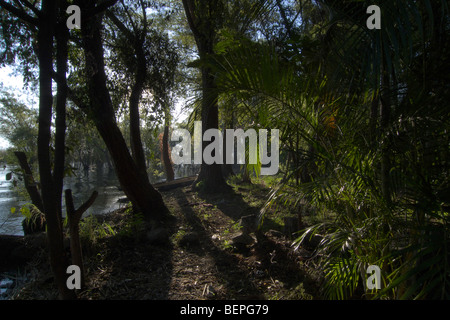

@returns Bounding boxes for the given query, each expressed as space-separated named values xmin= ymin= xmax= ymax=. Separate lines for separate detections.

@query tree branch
xmin=75 ymin=190 xmax=98 ymax=217
xmin=181 ymin=0 xmax=200 ymax=41
xmin=275 ymin=0 xmax=293 ymax=38
xmin=105 ymin=9 xmax=133 ymax=39
xmin=0 ymin=0 xmax=38 ymax=26
xmin=51 ymin=70 xmax=89 ymax=110
xmin=92 ymin=0 xmax=119 ymax=16
xmin=18 ymin=0 xmax=41 ymax=18
xmin=119 ymin=0 xmax=138 ymax=35
xmin=14 ymin=151 xmax=44 ymax=212
xmin=140 ymin=0 xmax=147 ymax=38
xmin=65 ymin=189 xmax=98 ymax=290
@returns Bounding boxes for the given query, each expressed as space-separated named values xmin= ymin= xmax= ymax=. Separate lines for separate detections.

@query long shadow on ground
xmin=79 ymin=208 xmax=175 ymax=300
xmin=168 ymin=187 xmax=266 ymax=299
xmin=171 ymin=184 xmax=319 ymax=299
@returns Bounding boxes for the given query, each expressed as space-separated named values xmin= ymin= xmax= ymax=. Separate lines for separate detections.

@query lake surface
xmin=0 ymin=163 xmax=200 ymax=236
xmin=0 ymin=165 xmax=125 ymax=236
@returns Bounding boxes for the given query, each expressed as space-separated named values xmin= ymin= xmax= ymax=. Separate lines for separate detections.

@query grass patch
xmin=79 ymin=215 xmax=116 ymax=245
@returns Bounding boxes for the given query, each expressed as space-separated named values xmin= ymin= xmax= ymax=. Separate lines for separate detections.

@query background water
xmin=0 ymin=165 xmax=125 ymax=236
xmin=0 ymin=163 xmax=200 ymax=236
xmin=0 ymin=166 xmax=26 ymax=235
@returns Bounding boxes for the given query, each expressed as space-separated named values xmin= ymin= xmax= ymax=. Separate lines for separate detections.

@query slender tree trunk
xmin=295 ymin=131 xmax=300 ymax=186
xmin=14 ymin=152 xmax=45 ymax=235
xmin=65 ymin=189 xmax=98 ymax=289
xmin=369 ymin=90 xmax=379 ymax=144
xmin=37 ymin=0 xmax=75 ymax=300
xmin=380 ymin=58 xmax=392 ymax=207
xmin=162 ymin=124 xmax=175 ymax=182
xmin=14 ymin=152 xmax=44 ymax=212
xmin=222 ymin=109 xmax=235 ymax=178
xmin=129 ymin=42 xmax=148 ymax=176
xmin=54 ymin=2 xmax=69 ymax=221
xmin=80 ymin=3 xmax=168 ymax=224
xmin=105 ymin=8 xmax=148 ymax=177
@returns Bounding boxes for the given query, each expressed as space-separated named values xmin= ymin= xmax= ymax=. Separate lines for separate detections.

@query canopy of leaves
xmin=0 ymin=86 xmax=38 ymax=162
xmin=207 ymin=0 xmax=450 ymax=299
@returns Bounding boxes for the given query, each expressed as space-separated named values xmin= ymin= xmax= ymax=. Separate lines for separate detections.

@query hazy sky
xmin=0 ymin=65 xmax=189 ymax=150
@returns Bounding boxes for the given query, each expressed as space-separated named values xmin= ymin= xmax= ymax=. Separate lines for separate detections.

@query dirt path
xmin=11 ymin=182 xmax=320 ymax=300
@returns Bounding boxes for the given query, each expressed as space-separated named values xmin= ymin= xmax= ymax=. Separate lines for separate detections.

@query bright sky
xmin=0 ymin=65 xmax=190 ymax=150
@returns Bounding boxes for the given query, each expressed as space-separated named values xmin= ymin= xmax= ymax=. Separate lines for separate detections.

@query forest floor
xmin=8 ymin=177 xmax=323 ymax=300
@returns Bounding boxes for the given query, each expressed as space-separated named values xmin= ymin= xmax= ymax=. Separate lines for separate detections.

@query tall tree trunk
xmin=182 ymin=0 xmax=228 ymax=192
xmin=162 ymin=124 xmax=175 ymax=182
xmin=54 ymin=1 xmax=69 ymax=221
xmin=369 ymin=90 xmax=379 ymax=144
xmin=37 ymin=0 xmax=75 ymax=300
xmin=129 ymin=41 xmax=148 ymax=176
xmin=222 ymin=108 xmax=235 ymax=178
xmin=194 ymin=68 xmax=228 ymax=190
xmin=105 ymin=7 xmax=148 ymax=177
xmin=80 ymin=3 xmax=168 ymax=224
xmin=380 ymin=57 xmax=392 ymax=208
xmin=295 ymin=131 xmax=300 ymax=186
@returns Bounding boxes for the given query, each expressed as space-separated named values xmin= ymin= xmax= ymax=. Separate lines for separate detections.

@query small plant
xmin=202 ymin=213 xmax=212 ymax=221
xmin=289 ymin=283 xmax=314 ymax=300
xmin=79 ymin=215 xmax=99 ymax=243
xmin=98 ymin=222 xmax=116 ymax=238
xmin=195 ymin=180 xmax=205 ymax=192
xmin=232 ymin=221 xmax=242 ymax=232
xmin=79 ymin=215 xmax=116 ymax=245
xmin=172 ymin=228 xmax=186 ymax=244
xmin=118 ymin=211 xmax=146 ymax=238
xmin=222 ymin=221 xmax=242 ymax=236
xmin=222 ymin=239 xmax=233 ymax=250
xmin=11 ymin=204 xmax=46 ymax=233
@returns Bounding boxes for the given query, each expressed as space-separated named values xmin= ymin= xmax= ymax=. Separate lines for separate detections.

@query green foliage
xmin=322 ymin=256 xmax=361 ymax=300
xmin=0 ymin=87 xmax=38 ymax=165
xmin=210 ymin=0 xmax=450 ymax=300
xmin=172 ymin=228 xmax=186 ymax=244
xmin=0 ymin=0 xmax=448 ymax=300
xmin=104 ymin=1 xmax=181 ymax=119
xmin=11 ymin=203 xmax=46 ymax=231
xmin=380 ymin=219 xmax=450 ymax=299
xmin=222 ymin=239 xmax=234 ymax=250
xmin=117 ymin=209 xmax=146 ymax=238
xmin=79 ymin=215 xmax=117 ymax=245
xmin=0 ymin=9 xmax=38 ymax=87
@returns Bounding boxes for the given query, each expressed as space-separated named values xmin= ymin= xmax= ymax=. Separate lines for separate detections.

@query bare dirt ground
xmin=10 ymin=181 xmax=321 ymax=300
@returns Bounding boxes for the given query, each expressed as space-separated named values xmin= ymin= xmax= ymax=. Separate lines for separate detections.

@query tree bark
xmin=182 ymin=0 xmax=228 ymax=192
xmin=54 ymin=1 xmax=69 ymax=221
xmin=79 ymin=2 xmax=169 ymax=224
xmin=37 ymin=0 xmax=75 ymax=300
xmin=105 ymin=7 xmax=148 ymax=177
xmin=65 ymin=189 xmax=98 ymax=289
xmin=14 ymin=152 xmax=44 ymax=212
xmin=1 ymin=0 xmax=74 ymax=300
xmin=129 ymin=39 xmax=148 ymax=176
xmin=369 ymin=90 xmax=379 ymax=144
xmin=380 ymin=58 xmax=392 ymax=207
xmin=222 ymin=111 xmax=235 ymax=178
xmin=195 ymin=68 xmax=228 ymax=191
xmin=162 ymin=125 xmax=175 ymax=182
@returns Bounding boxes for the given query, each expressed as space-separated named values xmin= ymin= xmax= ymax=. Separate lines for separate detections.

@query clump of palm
xmin=210 ymin=0 xmax=450 ymax=299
